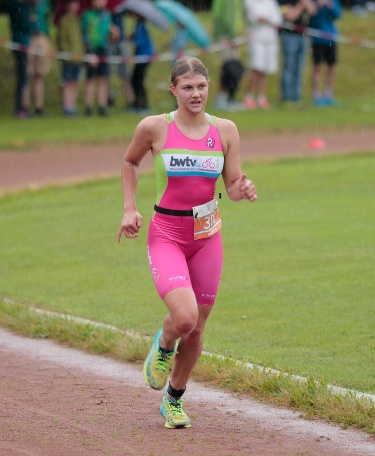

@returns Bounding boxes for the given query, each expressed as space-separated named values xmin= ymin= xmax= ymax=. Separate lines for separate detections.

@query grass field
xmin=1 ymin=153 xmax=374 ymax=395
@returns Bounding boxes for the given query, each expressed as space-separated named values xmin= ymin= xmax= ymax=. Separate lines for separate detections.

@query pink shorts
xmin=147 ymin=214 xmax=223 ymax=305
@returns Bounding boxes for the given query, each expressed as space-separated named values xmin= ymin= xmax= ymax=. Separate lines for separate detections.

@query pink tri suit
xmin=147 ymin=111 xmax=225 ymax=305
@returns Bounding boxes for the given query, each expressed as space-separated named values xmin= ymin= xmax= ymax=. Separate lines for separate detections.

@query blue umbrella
xmin=155 ymin=0 xmax=211 ymax=48
xmin=115 ymin=0 xmax=169 ymax=32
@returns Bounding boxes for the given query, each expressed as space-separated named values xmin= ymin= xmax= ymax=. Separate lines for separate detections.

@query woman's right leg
xmin=161 ymin=288 xmax=199 ymax=350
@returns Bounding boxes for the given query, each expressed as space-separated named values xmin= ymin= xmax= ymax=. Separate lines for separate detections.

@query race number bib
xmin=193 ymin=197 xmax=222 ymax=240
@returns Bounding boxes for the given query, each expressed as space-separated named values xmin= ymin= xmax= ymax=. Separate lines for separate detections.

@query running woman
xmin=117 ymin=56 xmax=257 ymax=429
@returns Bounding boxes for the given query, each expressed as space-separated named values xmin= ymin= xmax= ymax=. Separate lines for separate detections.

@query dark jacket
xmin=6 ymin=0 xmax=36 ymax=45
xmin=309 ymin=0 xmax=342 ymax=46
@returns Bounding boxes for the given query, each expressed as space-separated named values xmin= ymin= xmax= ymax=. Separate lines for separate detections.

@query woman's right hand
xmin=117 ymin=211 xmax=143 ymax=243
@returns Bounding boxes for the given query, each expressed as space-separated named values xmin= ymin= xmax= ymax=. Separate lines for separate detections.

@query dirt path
xmin=1 ymin=328 xmax=375 ymax=456
xmin=1 ymin=130 xmax=375 ymax=455
xmin=1 ymin=129 xmax=374 ymax=193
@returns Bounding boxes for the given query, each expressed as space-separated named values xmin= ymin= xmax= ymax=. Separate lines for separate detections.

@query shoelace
xmin=155 ymin=349 xmax=174 ymax=371
xmin=167 ymin=398 xmax=186 ymax=418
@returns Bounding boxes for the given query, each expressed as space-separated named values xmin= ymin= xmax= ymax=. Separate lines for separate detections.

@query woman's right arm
xmin=117 ymin=116 xmax=164 ymax=242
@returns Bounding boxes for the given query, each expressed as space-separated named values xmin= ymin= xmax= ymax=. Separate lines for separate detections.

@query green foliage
xmin=0 ymin=12 xmax=375 ymax=148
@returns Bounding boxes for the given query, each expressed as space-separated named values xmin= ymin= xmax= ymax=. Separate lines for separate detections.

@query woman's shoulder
xmin=134 ymin=113 xmax=168 ymax=136
xmin=211 ymin=115 xmax=240 ymax=152
xmin=138 ymin=113 xmax=167 ymax=128
xmin=212 ymin=115 xmax=238 ymax=133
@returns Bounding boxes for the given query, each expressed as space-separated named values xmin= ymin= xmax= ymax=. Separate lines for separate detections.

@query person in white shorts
xmin=243 ymin=0 xmax=282 ymax=110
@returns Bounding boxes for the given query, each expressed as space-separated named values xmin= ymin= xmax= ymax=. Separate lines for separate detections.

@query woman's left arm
xmin=218 ymin=118 xmax=257 ymax=202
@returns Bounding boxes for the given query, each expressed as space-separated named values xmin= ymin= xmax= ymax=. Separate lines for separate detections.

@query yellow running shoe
xmin=143 ymin=329 xmax=175 ymax=390
xmin=160 ymin=392 xmax=191 ymax=429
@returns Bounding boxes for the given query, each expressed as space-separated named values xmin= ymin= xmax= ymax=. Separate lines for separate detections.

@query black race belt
xmin=154 ymin=204 xmax=193 ymax=217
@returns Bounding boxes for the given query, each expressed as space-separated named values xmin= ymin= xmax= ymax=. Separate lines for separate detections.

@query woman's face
xmin=170 ymin=73 xmax=209 ymax=114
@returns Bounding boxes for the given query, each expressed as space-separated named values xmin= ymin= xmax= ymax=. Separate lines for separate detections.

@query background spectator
xmin=81 ymin=0 xmax=113 ymax=116
xmin=24 ymin=0 xmax=51 ymax=116
xmin=6 ymin=0 xmax=36 ymax=118
xmin=128 ymin=13 xmax=154 ymax=114
xmin=108 ymin=10 xmax=135 ymax=110
xmin=309 ymin=0 xmax=342 ymax=106
xmin=243 ymin=0 xmax=283 ymax=110
xmin=56 ymin=0 xmax=84 ymax=116
xmin=212 ymin=0 xmax=245 ymax=111
xmin=278 ymin=0 xmax=317 ymax=108
xmin=158 ymin=20 xmax=188 ymax=64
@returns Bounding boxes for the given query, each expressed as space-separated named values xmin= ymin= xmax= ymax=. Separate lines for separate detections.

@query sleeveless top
xmin=153 ymin=112 xmax=225 ymax=212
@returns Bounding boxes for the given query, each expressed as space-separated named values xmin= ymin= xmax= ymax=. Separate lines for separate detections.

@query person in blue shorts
xmin=81 ymin=0 xmax=112 ymax=116
xmin=309 ymin=0 xmax=342 ymax=106
xmin=57 ymin=0 xmax=84 ymax=116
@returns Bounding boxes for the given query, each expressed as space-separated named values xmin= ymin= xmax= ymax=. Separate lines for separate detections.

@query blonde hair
xmin=170 ymin=56 xmax=209 ymax=87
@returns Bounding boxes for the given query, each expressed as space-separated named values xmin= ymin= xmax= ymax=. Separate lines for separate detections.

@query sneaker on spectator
xmin=64 ymin=108 xmax=78 ymax=117
xmin=257 ymin=98 xmax=270 ymax=110
xmin=313 ymin=97 xmax=326 ymax=107
xmin=215 ymin=93 xmax=233 ymax=111
xmin=34 ymin=108 xmax=45 ymax=117
xmin=98 ymin=106 xmax=109 ymax=117
xmin=15 ymin=110 xmax=29 ymax=119
xmin=244 ymin=96 xmax=257 ymax=110
xmin=228 ymin=100 xmax=246 ymax=111
xmin=84 ymin=106 xmax=93 ymax=116
xmin=324 ymin=97 xmax=338 ymax=107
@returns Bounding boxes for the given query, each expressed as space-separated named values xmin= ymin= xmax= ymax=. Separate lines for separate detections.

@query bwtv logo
xmin=170 ymin=156 xmax=198 ymax=167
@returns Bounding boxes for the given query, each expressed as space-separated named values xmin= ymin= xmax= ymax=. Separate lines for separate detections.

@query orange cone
xmin=308 ymin=137 xmax=327 ymax=150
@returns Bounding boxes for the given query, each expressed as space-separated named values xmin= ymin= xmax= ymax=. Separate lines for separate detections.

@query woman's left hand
xmin=239 ymin=173 xmax=257 ymax=202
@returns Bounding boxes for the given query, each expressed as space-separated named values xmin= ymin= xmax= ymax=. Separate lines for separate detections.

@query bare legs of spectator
xmin=84 ymin=76 xmax=109 ymax=116
xmin=123 ymin=77 xmax=135 ymax=107
xmin=312 ymin=63 xmax=337 ymax=106
xmin=130 ymin=62 xmax=149 ymax=113
xmin=24 ymin=75 xmax=45 ymax=116
xmin=244 ymin=69 xmax=269 ymax=110
xmin=13 ymin=50 xmax=29 ymax=118
xmin=62 ymin=81 xmax=79 ymax=116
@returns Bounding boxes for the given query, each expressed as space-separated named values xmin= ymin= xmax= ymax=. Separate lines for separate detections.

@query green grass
xmin=1 ymin=299 xmax=374 ymax=434
xmin=0 ymin=11 xmax=375 ymax=149
xmin=0 ymin=153 xmax=374 ymax=395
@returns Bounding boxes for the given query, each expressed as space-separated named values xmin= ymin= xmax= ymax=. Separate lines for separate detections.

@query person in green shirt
xmin=81 ymin=0 xmax=113 ymax=116
xmin=56 ymin=0 xmax=84 ymax=116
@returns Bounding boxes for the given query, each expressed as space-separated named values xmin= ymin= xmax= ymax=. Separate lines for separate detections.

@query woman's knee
xmin=164 ymin=288 xmax=199 ymax=335
xmin=173 ymin=311 xmax=198 ymax=335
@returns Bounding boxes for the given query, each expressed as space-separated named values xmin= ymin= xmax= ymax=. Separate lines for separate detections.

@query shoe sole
xmin=143 ymin=329 xmax=166 ymax=390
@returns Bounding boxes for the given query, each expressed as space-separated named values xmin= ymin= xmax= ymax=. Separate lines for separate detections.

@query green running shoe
xmin=160 ymin=392 xmax=191 ymax=429
xmin=143 ymin=329 xmax=175 ymax=390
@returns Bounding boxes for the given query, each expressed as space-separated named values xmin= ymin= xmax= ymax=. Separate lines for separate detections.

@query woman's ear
xmin=169 ymin=84 xmax=177 ymax=97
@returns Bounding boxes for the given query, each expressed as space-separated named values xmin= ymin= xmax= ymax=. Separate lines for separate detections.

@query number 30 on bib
xmin=193 ymin=197 xmax=222 ymax=240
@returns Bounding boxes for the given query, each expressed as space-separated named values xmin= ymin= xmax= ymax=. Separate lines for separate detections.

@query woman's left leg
xmin=169 ymin=303 xmax=212 ymax=390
